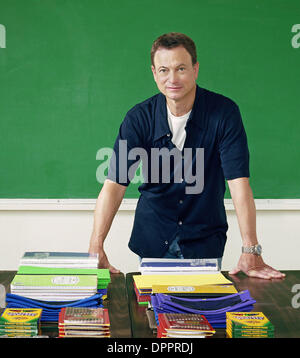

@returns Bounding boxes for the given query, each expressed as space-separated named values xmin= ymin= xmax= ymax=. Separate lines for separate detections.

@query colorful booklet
xmin=0 ymin=308 xmax=42 ymax=337
xmin=0 ymin=308 xmax=42 ymax=325
xmin=58 ymin=307 xmax=110 ymax=338
xmin=157 ymin=313 xmax=215 ymax=338
xmin=226 ymin=312 xmax=275 ymax=338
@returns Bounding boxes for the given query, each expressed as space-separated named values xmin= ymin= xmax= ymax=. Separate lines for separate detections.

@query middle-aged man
xmin=89 ymin=32 xmax=285 ymax=280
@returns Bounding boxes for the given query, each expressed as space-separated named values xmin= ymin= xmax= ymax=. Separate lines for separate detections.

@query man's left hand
xmin=229 ymin=253 xmax=286 ymax=279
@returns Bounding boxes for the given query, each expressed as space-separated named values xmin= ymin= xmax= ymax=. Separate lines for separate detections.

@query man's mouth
xmin=167 ymin=86 xmax=182 ymax=90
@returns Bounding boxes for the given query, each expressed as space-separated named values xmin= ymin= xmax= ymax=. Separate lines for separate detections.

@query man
xmin=89 ymin=32 xmax=285 ymax=280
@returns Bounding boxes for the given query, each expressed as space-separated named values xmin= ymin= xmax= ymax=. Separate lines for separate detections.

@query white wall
xmin=0 ymin=199 xmax=299 ymax=273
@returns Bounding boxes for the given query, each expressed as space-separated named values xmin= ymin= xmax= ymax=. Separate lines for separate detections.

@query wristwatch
xmin=242 ymin=244 xmax=262 ymax=256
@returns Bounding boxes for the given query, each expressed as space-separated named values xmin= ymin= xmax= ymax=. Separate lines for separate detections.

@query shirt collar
xmin=154 ymin=85 xmax=204 ymax=142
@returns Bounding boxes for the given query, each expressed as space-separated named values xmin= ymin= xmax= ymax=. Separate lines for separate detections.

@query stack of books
xmin=58 ymin=307 xmax=110 ymax=338
xmin=0 ymin=308 xmax=42 ymax=337
xmin=17 ymin=252 xmax=110 ymax=297
xmin=133 ymin=280 xmax=152 ymax=305
xmin=135 ymin=258 xmax=259 ymax=333
xmin=139 ymin=258 xmax=220 ymax=275
xmin=133 ymin=269 xmax=236 ymax=305
xmin=226 ymin=312 xmax=275 ymax=338
xmin=16 ymin=265 xmax=111 ymax=299
xmin=19 ymin=251 xmax=99 ymax=269
xmin=10 ymin=274 xmax=98 ymax=301
xmin=157 ymin=313 xmax=215 ymax=338
xmin=5 ymin=251 xmax=109 ymax=322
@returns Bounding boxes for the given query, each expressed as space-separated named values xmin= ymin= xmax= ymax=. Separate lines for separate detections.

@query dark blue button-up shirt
xmin=107 ymin=85 xmax=250 ymax=259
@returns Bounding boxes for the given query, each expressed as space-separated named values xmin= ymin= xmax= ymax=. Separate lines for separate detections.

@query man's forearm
xmin=227 ymin=177 xmax=258 ymax=247
xmin=88 ymin=179 xmax=126 ymax=254
xmin=228 ymin=177 xmax=285 ymax=279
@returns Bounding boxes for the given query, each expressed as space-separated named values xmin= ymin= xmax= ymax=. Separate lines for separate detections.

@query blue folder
xmin=5 ymin=293 xmax=103 ymax=322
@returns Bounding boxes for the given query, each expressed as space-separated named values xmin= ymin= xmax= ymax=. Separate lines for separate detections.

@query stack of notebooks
xmin=58 ymin=307 xmax=110 ymax=338
xmin=20 ymin=251 xmax=99 ymax=269
xmin=5 ymin=252 xmax=110 ymax=322
xmin=0 ymin=308 xmax=42 ymax=337
xmin=133 ymin=267 xmax=237 ymax=305
xmin=157 ymin=313 xmax=215 ymax=338
xmin=226 ymin=312 xmax=275 ymax=338
xmin=15 ymin=266 xmax=111 ymax=299
xmin=139 ymin=258 xmax=220 ymax=275
xmin=134 ymin=258 xmax=257 ymax=330
xmin=134 ymin=258 xmax=225 ymax=305
xmin=10 ymin=274 xmax=98 ymax=301
xmin=16 ymin=252 xmax=111 ymax=295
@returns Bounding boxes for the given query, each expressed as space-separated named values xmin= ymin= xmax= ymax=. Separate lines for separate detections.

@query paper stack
xmin=10 ymin=274 xmax=98 ymax=301
xmin=5 ymin=252 xmax=108 ymax=323
xmin=20 ymin=252 xmax=99 ymax=269
xmin=134 ymin=258 xmax=228 ymax=305
xmin=58 ymin=307 xmax=110 ymax=338
xmin=157 ymin=313 xmax=215 ymax=338
xmin=226 ymin=312 xmax=275 ymax=338
xmin=0 ymin=308 xmax=42 ymax=337
xmin=133 ymin=271 xmax=236 ymax=305
xmin=139 ymin=258 xmax=220 ymax=275
xmin=17 ymin=265 xmax=111 ymax=298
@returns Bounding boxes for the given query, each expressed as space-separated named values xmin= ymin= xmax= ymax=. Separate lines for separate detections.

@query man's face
xmin=151 ymin=46 xmax=199 ymax=103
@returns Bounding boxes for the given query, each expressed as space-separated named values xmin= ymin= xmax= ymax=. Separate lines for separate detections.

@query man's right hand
xmin=88 ymin=179 xmax=126 ymax=274
xmin=98 ymin=248 xmax=120 ymax=274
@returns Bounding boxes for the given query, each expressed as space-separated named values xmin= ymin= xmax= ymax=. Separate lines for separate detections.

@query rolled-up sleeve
xmin=107 ymin=111 xmax=144 ymax=186
xmin=218 ymin=103 xmax=250 ymax=180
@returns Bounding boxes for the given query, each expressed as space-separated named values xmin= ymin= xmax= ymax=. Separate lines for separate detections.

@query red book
xmin=58 ymin=307 xmax=110 ymax=338
xmin=157 ymin=313 xmax=215 ymax=338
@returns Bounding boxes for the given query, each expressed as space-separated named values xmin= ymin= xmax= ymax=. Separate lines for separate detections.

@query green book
xmin=11 ymin=274 xmax=97 ymax=290
xmin=17 ymin=266 xmax=111 ymax=289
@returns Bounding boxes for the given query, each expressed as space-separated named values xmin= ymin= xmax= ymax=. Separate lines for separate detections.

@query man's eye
xmin=179 ymin=67 xmax=185 ymax=71
xmin=159 ymin=69 xmax=167 ymax=73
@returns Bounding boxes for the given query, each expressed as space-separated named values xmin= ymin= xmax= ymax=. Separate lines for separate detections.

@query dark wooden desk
xmin=0 ymin=271 xmax=132 ymax=338
xmin=126 ymin=271 xmax=300 ymax=338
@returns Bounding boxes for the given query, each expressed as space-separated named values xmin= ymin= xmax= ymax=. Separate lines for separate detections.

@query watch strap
xmin=242 ymin=244 xmax=262 ymax=255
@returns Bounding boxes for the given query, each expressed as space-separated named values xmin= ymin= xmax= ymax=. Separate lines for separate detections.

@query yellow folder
xmin=152 ymin=283 xmax=237 ymax=294
xmin=133 ymin=273 xmax=232 ymax=290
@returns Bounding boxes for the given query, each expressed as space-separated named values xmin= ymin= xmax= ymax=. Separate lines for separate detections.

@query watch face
xmin=242 ymin=244 xmax=262 ymax=255
xmin=256 ymin=244 xmax=262 ymax=255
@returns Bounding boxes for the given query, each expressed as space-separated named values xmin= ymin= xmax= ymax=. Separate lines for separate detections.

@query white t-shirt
xmin=167 ymin=106 xmax=191 ymax=151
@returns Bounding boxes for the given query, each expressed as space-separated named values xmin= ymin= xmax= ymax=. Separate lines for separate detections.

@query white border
xmin=0 ymin=199 xmax=300 ymax=211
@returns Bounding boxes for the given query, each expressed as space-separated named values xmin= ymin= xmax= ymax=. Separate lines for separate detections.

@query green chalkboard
xmin=0 ymin=0 xmax=299 ymax=199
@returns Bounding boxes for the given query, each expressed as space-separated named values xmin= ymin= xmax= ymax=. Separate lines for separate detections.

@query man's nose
xmin=168 ymin=70 xmax=179 ymax=83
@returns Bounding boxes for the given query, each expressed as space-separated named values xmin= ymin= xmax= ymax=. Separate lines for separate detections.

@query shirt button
xmin=167 ymin=133 xmax=171 ymax=137
xmin=165 ymin=241 xmax=168 ymax=245
xmin=179 ymin=200 xmax=183 ymax=204
xmin=178 ymin=221 xmax=183 ymax=225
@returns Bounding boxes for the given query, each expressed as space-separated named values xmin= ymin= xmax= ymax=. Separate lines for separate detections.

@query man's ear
xmin=194 ymin=62 xmax=199 ymax=80
xmin=151 ymin=65 xmax=157 ymax=81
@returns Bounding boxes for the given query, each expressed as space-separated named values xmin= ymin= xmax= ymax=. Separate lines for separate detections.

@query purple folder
xmin=150 ymin=290 xmax=256 ymax=328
